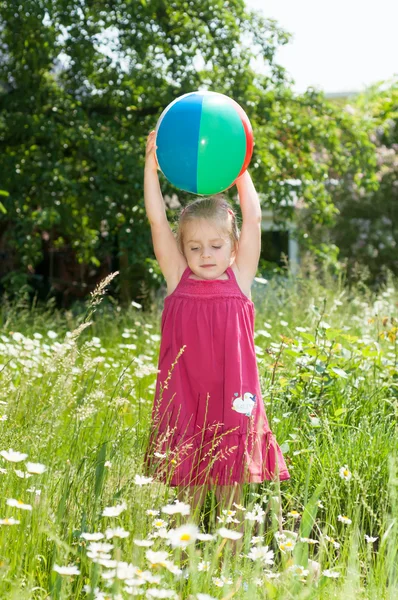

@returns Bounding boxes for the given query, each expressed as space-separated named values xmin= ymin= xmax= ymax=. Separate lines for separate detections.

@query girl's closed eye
xmin=190 ymin=246 xmax=221 ymax=251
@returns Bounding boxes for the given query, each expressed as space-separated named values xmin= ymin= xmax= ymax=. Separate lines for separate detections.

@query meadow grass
xmin=0 ymin=264 xmax=397 ymax=599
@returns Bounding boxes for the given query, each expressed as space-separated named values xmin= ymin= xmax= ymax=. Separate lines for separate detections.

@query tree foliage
xmin=0 ymin=0 xmax=378 ymax=305
xmin=326 ymin=78 xmax=398 ymax=286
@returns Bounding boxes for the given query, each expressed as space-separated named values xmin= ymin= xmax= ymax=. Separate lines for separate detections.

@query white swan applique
xmin=232 ymin=392 xmax=256 ymax=417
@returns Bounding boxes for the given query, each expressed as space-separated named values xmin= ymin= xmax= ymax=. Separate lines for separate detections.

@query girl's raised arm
xmin=234 ymin=171 xmax=262 ymax=284
xmin=144 ymin=131 xmax=167 ymax=226
xmin=144 ymin=131 xmax=186 ymax=284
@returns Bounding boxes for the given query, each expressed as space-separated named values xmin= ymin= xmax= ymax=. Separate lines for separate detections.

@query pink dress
xmin=144 ymin=265 xmax=290 ymax=487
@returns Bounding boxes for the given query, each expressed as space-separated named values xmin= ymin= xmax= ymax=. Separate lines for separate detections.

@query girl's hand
xmin=145 ymin=130 xmax=159 ymax=172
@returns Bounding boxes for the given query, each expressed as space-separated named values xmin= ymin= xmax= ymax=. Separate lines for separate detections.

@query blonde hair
xmin=175 ymin=196 xmax=240 ymax=255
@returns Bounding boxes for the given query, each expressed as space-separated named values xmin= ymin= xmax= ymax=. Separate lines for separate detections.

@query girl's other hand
xmin=145 ymin=130 xmax=159 ymax=172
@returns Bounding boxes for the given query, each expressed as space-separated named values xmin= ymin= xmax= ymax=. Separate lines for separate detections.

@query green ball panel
xmin=197 ymin=95 xmax=246 ymax=195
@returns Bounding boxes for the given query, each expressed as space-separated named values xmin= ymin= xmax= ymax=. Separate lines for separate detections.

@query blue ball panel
xmin=156 ymin=93 xmax=203 ymax=194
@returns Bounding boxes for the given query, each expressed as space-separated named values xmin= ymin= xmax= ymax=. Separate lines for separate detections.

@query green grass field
xmin=0 ymin=266 xmax=397 ymax=599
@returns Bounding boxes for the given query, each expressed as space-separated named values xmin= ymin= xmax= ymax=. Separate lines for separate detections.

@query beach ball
xmin=155 ymin=91 xmax=254 ymax=195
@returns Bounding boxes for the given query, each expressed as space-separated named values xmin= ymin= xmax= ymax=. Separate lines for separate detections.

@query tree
xmin=326 ymin=78 xmax=398 ymax=286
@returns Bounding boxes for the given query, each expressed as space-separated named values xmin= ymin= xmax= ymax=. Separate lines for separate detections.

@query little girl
xmin=143 ymin=130 xmax=290 ymax=517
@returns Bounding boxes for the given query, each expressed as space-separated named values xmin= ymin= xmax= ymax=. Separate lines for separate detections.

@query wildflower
xmin=197 ymin=594 xmax=217 ymax=600
xmin=150 ymin=527 xmax=169 ymax=540
xmin=6 ymin=498 xmax=32 ymax=511
xmin=105 ymin=527 xmax=129 ymax=539
xmin=287 ymin=565 xmax=309 ymax=577
xmin=0 ymin=415 xmax=8 ymax=421
xmin=278 ymin=539 xmax=296 ymax=553
xmin=217 ymin=508 xmax=240 ymax=524
xmin=324 ymin=535 xmax=340 ymax=549
xmin=197 ymin=560 xmax=211 ymax=572
xmin=14 ymin=470 xmax=33 ymax=479
xmin=167 ymin=524 xmax=199 ymax=548
xmin=133 ymin=539 xmax=154 ymax=547
xmin=250 ymin=536 xmax=263 ymax=545
xmin=287 ymin=510 xmax=301 ymax=519
xmin=146 ymin=589 xmax=176 ymax=598
xmin=26 ymin=462 xmax=47 ymax=474
xmin=247 ymin=545 xmax=274 ymax=565
xmin=161 ymin=500 xmax=190 ymax=516
xmin=264 ymin=570 xmax=281 ymax=580
xmin=322 ymin=569 xmax=340 ymax=578
xmin=0 ymin=517 xmax=20 ymax=525
xmin=154 ymin=452 xmax=167 ymax=458
xmin=217 ymin=527 xmax=243 ymax=540
xmin=197 ymin=532 xmax=215 ymax=541
xmin=338 ymin=514 xmax=352 ymax=525
xmin=232 ymin=502 xmax=246 ymax=511
xmin=244 ymin=503 xmax=265 ymax=523
xmin=365 ymin=534 xmax=378 ymax=543
xmin=146 ymin=509 xmax=160 ymax=517
xmin=300 ymin=537 xmax=319 ymax=545
xmin=152 ymin=519 xmax=168 ymax=529
xmin=146 ymin=550 xmax=170 ymax=567
xmin=0 ymin=449 xmax=28 ymax=463
xmin=47 ymin=330 xmax=58 ymax=339
xmin=339 ymin=465 xmax=352 ymax=481
xmin=104 ymin=461 xmax=112 ymax=468
xmin=212 ymin=575 xmax=233 ymax=587
xmin=134 ymin=474 xmax=153 ymax=486
xmin=317 ymin=500 xmax=325 ymax=509
xmin=80 ymin=532 xmax=105 ymax=541
xmin=87 ymin=542 xmax=114 ymax=554
xmin=53 ymin=564 xmax=80 ymax=575
xmin=102 ymin=501 xmax=127 ymax=517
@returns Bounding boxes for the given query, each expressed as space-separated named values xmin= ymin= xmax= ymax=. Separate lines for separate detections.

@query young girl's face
xmin=182 ymin=218 xmax=236 ymax=279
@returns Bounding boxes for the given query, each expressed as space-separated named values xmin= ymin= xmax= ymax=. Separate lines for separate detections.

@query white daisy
xmin=287 ymin=510 xmax=301 ymax=519
xmin=287 ymin=565 xmax=309 ymax=577
xmin=197 ymin=532 xmax=215 ymax=541
xmin=145 ymin=550 xmax=170 ymax=567
xmin=339 ymin=465 xmax=352 ymax=481
xmin=14 ymin=469 xmax=33 ymax=479
xmin=322 ymin=569 xmax=340 ymax=578
xmin=133 ymin=539 xmax=154 ymax=547
xmin=167 ymin=524 xmax=199 ymax=547
xmin=197 ymin=560 xmax=210 ymax=572
xmin=146 ymin=589 xmax=176 ymax=598
xmin=364 ymin=534 xmax=378 ymax=543
xmin=80 ymin=532 xmax=105 ymax=541
xmin=0 ymin=449 xmax=28 ymax=463
xmin=53 ymin=564 xmax=80 ymax=575
xmin=247 ymin=545 xmax=274 ymax=565
xmin=0 ymin=517 xmax=20 ymax=525
xmin=105 ymin=527 xmax=129 ymax=539
xmin=26 ymin=462 xmax=47 ymax=474
xmin=152 ymin=519 xmax=168 ymax=529
xmin=324 ymin=535 xmax=340 ymax=549
xmin=161 ymin=500 xmax=190 ymax=516
xmin=134 ymin=474 xmax=153 ymax=486
xmin=102 ymin=501 xmax=127 ymax=517
xmin=217 ymin=527 xmax=243 ymax=540
xmin=6 ymin=498 xmax=32 ymax=511
xmin=278 ymin=539 xmax=296 ymax=553
xmin=338 ymin=514 xmax=352 ymax=525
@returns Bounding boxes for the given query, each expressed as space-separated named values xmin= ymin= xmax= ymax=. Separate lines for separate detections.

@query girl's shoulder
xmin=165 ymin=261 xmax=252 ymax=300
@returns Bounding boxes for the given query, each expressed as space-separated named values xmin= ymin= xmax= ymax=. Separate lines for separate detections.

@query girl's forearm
xmin=144 ymin=167 xmax=168 ymax=226
xmin=236 ymin=171 xmax=262 ymax=222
